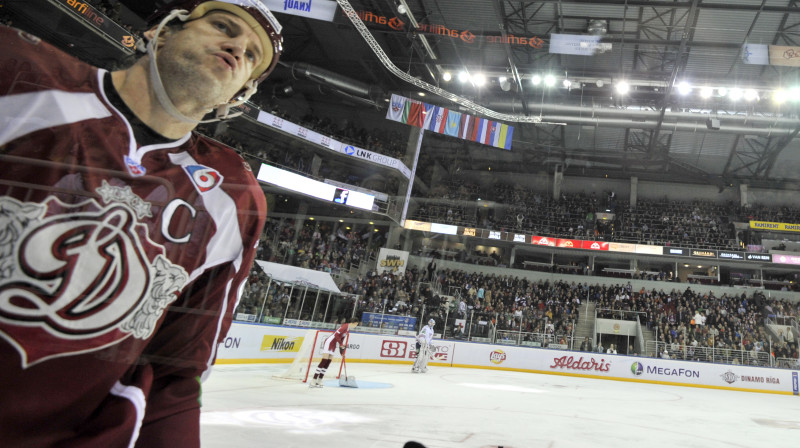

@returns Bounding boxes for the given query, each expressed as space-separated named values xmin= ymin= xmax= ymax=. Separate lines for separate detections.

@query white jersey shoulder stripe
xmin=0 ymin=90 xmax=112 ymax=147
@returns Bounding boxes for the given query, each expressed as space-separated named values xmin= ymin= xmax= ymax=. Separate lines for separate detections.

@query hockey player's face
xmin=153 ymin=12 xmax=264 ymax=106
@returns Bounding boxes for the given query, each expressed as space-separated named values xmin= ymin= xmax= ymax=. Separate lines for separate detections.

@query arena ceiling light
xmin=544 ymin=74 xmax=556 ymax=87
xmin=729 ymin=88 xmax=743 ymax=101
xmin=676 ymin=81 xmax=692 ymax=96
xmin=773 ymin=89 xmax=788 ymax=104
xmin=442 ymin=72 xmax=452 ymax=82
xmin=615 ymin=80 xmax=630 ymax=95
xmin=531 ymin=74 xmax=542 ymax=86
xmin=472 ymin=73 xmax=487 ymax=86
xmin=790 ymin=87 xmax=800 ymax=101
xmin=457 ymin=71 xmax=469 ymax=83
xmin=562 ymin=79 xmax=572 ymax=88
xmin=699 ymin=86 xmax=713 ymax=99
xmin=744 ymin=89 xmax=759 ymax=101
xmin=717 ymin=87 xmax=728 ymax=97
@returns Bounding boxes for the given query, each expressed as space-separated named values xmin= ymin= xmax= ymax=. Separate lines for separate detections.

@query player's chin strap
xmin=142 ymin=9 xmax=257 ymax=124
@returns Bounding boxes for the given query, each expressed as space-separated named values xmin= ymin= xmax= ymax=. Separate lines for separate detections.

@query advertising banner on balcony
xmin=749 ymin=220 xmax=800 ymax=233
xmin=57 ymin=0 xmax=138 ymax=51
xmin=376 ymin=248 xmax=409 ymax=275
xmin=263 ymin=0 xmax=338 ymax=22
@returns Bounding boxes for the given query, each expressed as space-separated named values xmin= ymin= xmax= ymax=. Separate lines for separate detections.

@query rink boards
xmin=216 ymin=322 xmax=800 ymax=395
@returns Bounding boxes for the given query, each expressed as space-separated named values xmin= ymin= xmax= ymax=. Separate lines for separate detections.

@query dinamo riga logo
xmin=0 ymin=194 xmax=187 ymax=368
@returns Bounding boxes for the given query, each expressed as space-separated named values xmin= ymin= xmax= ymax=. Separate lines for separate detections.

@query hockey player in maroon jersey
xmin=309 ymin=317 xmax=360 ymax=388
xmin=0 ymin=1 xmax=282 ymax=446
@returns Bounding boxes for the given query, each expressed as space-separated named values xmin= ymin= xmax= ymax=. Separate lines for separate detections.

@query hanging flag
xmin=742 ymin=43 xmax=769 ymax=65
xmin=407 ymin=100 xmax=425 ymax=127
xmin=426 ymin=106 xmax=441 ymax=131
xmin=386 ymin=94 xmax=406 ymax=122
xmin=384 ymin=94 xmax=514 ymax=150
xmin=491 ymin=122 xmax=501 ymax=147
xmin=445 ymin=111 xmax=461 ymax=136
xmin=433 ymin=107 xmax=448 ymax=133
xmin=459 ymin=114 xmax=471 ymax=139
xmin=497 ymin=123 xmax=510 ymax=150
xmin=471 ymin=118 xmax=483 ymax=142
xmin=478 ymin=119 xmax=490 ymax=144
xmin=422 ymin=103 xmax=436 ymax=129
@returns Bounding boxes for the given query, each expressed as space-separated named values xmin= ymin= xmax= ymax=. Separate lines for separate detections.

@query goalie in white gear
xmin=412 ymin=319 xmax=436 ymax=373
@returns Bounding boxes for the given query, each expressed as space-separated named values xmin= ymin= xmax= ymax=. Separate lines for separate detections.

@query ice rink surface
xmin=201 ymin=363 xmax=800 ymax=448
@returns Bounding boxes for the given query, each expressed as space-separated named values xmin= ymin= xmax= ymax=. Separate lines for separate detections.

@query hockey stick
xmin=338 ymin=352 xmax=358 ymax=388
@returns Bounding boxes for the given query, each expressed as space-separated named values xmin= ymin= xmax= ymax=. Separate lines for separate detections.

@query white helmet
xmin=428 ymin=319 xmax=435 ymax=326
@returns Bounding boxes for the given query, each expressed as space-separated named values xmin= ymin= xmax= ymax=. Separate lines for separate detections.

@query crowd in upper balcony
xmin=409 ymin=180 xmax=800 ymax=254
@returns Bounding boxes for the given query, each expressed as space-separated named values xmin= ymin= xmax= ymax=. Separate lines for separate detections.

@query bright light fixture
xmin=473 ymin=73 xmax=487 ymax=86
xmin=616 ymin=81 xmax=630 ymax=94
xmin=442 ymin=72 xmax=452 ymax=82
xmin=458 ymin=71 xmax=469 ymax=83
xmin=418 ymin=92 xmax=426 ymax=97
xmin=729 ymin=88 xmax=743 ymax=101
xmin=677 ymin=81 xmax=691 ymax=95
xmin=744 ymin=89 xmax=758 ymax=101
xmin=544 ymin=74 xmax=556 ymax=87
xmin=700 ymin=86 xmax=713 ymax=99
xmin=563 ymin=79 xmax=572 ymax=88
xmin=717 ymin=87 xmax=728 ymax=97
xmin=498 ymin=76 xmax=507 ymax=83
xmin=531 ymin=74 xmax=542 ymax=86
xmin=773 ymin=89 xmax=787 ymax=104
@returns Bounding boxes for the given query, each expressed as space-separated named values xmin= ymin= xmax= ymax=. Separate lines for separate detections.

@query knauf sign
xmin=263 ymin=0 xmax=338 ymax=21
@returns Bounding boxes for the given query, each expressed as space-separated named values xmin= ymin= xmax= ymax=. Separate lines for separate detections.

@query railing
xmin=645 ymin=341 xmax=774 ymax=367
xmin=596 ymin=308 xmax=648 ymax=321
xmin=494 ymin=330 xmax=573 ymax=349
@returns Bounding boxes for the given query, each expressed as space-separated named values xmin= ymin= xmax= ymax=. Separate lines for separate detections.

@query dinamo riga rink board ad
xmin=216 ymin=323 xmax=800 ymax=395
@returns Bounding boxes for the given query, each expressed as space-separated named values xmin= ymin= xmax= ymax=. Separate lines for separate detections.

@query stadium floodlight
xmin=473 ymin=73 xmax=486 ymax=86
xmin=458 ymin=71 xmax=469 ymax=83
xmin=717 ymin=87 xmax=728 ymax=97
xmin=700 ymin=86 xmax=713 ymax=99
xmin=544 ymin=74 xmax=556 ymax=87
xmin=772 ymin=89 xmax=787 ymax=104
xmin=531 ymin=74 xmax=542 ymax=86
xmin=744 ymin=89 xmax=758 ymax=101
xmin=677 ymin=81 xmax=691 ymax=96
xmin=729 ymin=88 xmax=743 ymax=101
xmin=442 ymin=72 xmax=452 ymax=82
xmin=563 ymin=79 xmax=572 ymax=88
xmin=615 ymin=81 xmax=630 ymax=95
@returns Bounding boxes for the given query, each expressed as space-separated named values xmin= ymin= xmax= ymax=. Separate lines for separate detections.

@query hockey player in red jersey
xmin=0 ymin=1 xmax=282 ymax=446
xmin=309 ymin=317 xmax=360 ymax=388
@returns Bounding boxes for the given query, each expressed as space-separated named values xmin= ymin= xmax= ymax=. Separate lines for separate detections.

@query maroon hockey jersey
xmin=0 ymin=26 xmax=267 ymax=447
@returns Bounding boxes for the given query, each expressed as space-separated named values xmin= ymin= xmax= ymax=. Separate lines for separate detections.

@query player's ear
xmin=143 ymin=24 xmax=176 ymax=49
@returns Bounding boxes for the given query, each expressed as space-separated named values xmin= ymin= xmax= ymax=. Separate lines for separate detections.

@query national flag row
xmin=385 ymin=93 xmax=514 ymax=150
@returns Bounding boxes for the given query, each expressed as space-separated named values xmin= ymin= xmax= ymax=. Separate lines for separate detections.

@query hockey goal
xmin=272 ymin=329 xmax=347 ymax=383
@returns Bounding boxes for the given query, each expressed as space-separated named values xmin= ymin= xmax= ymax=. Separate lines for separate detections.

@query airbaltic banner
xmin=263 ymin=0 xmax=338 ymax=22
xmin=218 ymin=324 xmax=800 ymax=395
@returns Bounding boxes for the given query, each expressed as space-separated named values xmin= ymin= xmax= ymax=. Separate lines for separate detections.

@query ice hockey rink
xmin=200 ymin=363 xmax=798 ymax=448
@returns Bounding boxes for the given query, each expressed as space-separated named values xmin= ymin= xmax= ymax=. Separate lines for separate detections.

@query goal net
xmin=272 ymin=329 xmax=347 ymax=383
